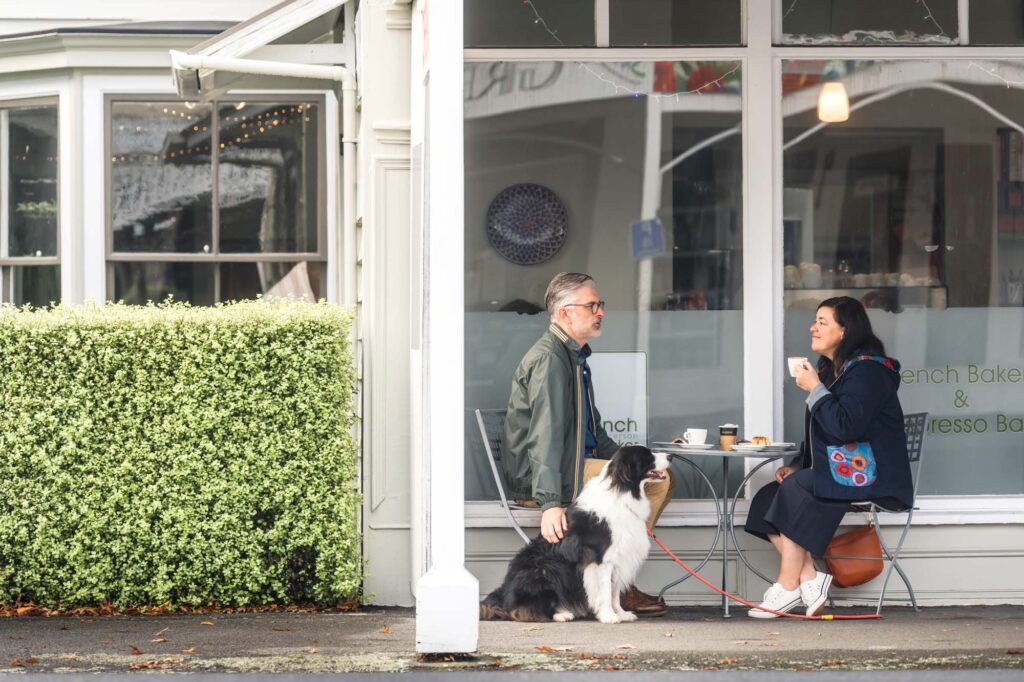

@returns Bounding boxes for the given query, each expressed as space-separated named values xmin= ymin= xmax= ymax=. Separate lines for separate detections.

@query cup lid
xmin=720 ymin=423 xmax=738 ymax=428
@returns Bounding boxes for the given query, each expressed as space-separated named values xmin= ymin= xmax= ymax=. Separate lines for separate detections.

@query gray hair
xmin=545 ymin=272 xmax=597 ymax=320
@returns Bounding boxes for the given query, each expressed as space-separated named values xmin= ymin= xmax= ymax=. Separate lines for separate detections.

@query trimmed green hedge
xmin=0 ymin=301 xmax=360 ymax=608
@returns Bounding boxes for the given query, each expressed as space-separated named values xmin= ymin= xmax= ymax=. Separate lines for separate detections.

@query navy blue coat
xmin=796 ymin=355 xmax=914 ymax=509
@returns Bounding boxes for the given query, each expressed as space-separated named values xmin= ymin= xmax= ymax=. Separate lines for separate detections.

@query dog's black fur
xmin=480 ymin=446 xmax=662 ymax=622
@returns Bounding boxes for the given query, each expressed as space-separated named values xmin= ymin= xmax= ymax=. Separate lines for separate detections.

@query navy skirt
xmin=744 ymin=468 xmax=850 ymax=557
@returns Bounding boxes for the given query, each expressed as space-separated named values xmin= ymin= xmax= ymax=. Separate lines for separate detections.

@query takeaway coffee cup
xmin=682 ymin=428 xmax=707 ymax=445
xmin=719 ymin=423 xmax=738 ymax=450
xmin=788 ymin=356 xmax=809 ymax=377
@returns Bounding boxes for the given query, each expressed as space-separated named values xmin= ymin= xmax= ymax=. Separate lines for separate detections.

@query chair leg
xmin=873 ymin=508 xmax=918 ymax=614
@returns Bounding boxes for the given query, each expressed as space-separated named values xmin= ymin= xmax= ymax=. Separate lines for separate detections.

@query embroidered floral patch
xmin=826 ymin=442 xmax=877 ymax=487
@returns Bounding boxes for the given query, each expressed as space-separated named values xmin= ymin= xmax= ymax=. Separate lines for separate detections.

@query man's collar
xmin=549 ymin=322 xmax=590 ymax=356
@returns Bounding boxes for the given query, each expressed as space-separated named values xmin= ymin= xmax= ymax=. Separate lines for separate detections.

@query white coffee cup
xmin=683 ymin=428 xmax=707 ymax=445
xmin=788 ymin=356 xmax=809 ymax=377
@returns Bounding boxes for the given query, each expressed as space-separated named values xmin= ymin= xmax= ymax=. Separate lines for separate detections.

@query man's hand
xmin=775 ymin=465 xmax=797 ymax=484
xmin=541 ymin=506 xmax=568 ymax=543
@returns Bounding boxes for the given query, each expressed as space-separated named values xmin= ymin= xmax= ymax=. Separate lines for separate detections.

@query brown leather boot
xmin=619 ymin=585 xmax=667 ymax=617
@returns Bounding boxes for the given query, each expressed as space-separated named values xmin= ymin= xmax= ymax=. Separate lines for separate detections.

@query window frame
xmin=462 ymin=0 xmax=1024 ymax=521
xmin=103 ymin=92 xmax=328 ymax=303
xmin=0 ymin=96 xmax=61 ymax=305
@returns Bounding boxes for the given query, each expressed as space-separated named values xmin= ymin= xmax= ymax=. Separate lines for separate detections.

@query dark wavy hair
xmin=816 ymin=296 xmax=886 ymax=378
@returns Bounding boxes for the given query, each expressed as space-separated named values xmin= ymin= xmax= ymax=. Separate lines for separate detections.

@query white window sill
xmin=466 ymin=495 xmax=1024 ymax=528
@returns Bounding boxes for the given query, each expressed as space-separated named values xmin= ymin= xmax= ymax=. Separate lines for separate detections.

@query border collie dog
xmin=481 ymin=445 xmax=670 ymax=623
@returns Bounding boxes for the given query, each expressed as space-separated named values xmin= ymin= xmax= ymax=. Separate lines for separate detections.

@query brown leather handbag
xmin=823 ymin=522 xmax=884 ymax=588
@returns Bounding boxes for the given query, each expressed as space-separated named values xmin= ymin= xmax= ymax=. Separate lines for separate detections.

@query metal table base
xmin=653 ymin=445 xmax=796 ymax=617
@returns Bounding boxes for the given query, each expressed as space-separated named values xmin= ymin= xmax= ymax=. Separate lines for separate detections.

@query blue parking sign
xmin=630 ymin=218 xmax=665 ymax=260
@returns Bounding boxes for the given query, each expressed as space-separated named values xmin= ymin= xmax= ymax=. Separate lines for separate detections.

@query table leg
xmin=721 ymin=456 xmax=731 ymax=618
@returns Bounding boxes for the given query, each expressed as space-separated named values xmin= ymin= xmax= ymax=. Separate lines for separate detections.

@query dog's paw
xmin=596 ymin=611 xmax=622 ymax=624
xmin=552 ymin=610 xmax=575 ymax=622
xmin=619 ymin=610 xmax=638 ymax=622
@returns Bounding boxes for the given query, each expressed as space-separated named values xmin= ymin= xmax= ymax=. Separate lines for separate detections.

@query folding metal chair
xmin=825 ymin=411 xmax=928 ymax=614
xmin=475 ymin=408 xmax=531 ymax=544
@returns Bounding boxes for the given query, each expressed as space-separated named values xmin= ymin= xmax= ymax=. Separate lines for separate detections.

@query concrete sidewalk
xmin=1 ymin=606 xmax=1022 ymax=673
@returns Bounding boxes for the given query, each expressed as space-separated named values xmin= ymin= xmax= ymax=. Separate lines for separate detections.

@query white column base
xmin=415 ymin=566 xmax=479 ymax=653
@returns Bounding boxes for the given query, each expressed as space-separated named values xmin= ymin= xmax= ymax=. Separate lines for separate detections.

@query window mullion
xmin=212 ymin=100 xmax=220 ymax=258
xmin=959 ymin=0 xmax=970 ymax=45
xmin=593 ymin=0 xmax=609 ymax=47
xmin=0 ymin=109 xmax=8 ymax=259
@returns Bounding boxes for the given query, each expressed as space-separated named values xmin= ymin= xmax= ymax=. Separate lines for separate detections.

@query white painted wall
xmin=0 ymin=0 xmax=281 ymax=36
xmin=356 ymin=0 xmax=417 ymax=607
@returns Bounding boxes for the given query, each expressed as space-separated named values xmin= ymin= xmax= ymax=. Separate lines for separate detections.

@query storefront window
xmin=608 ymin=0 xmax=742 ymax=47
xmin=970 ymin=0 xmax=1024 ymax=45
xmin=464 ymin=60 xmax=744 ymax=500
xmin=108 ymin=99 xmax=324 ymax=304
xmin=464 ymin=0 xmax=742 ymax=47
xmin=781 ymin=59 xmax=1024 ymax=495
xmin=780 ymin=0 xmax=958 ymax=45
xmin=0 ymin=101 xmax=59 ymax=306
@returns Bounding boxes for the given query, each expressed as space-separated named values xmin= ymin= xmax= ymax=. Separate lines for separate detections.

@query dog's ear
xmin=607 ymin=446 xmax=644 ymax=499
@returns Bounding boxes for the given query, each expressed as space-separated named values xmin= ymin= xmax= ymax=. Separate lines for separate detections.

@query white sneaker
xmin=800 ymin=571 xmax=833 ymax=617
xmin=747 ymin=582 xmax=802 ymax=619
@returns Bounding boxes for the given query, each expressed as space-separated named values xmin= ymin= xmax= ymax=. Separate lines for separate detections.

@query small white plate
xmin=731 ymin=444 xmax=765 ymax=452
xmin=761 ymin=442 xmax=797 ymax=451
xmin=652 ymin=441 xmax=715 ymax=450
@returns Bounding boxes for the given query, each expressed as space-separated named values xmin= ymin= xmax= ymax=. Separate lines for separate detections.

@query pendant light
xmin=817 ymin=81 xmax=850 ymax=123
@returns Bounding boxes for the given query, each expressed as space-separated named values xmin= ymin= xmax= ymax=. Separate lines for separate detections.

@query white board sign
xmin=589 ymin=351 xmax=648 ymax=447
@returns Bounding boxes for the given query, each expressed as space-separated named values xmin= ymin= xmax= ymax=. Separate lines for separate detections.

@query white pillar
xmin=413 ymin=0 xmax=479 ymax=654
xmin=742 ymin=0 xmax=783 ymax=491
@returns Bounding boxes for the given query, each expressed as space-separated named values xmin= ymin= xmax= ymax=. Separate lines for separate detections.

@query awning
xmin=171 ymin=0 xmax=350 ymax=100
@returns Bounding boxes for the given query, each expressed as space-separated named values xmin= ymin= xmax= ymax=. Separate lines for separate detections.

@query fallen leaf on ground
xmin=26 ymin=658 xmax=38 ymax=665
xmin=520 ymin=626 xmax=541 ymax=632
xmin=718 ymin=658 xmax=738 ymax=664
xmin=381 ymin=626 xmax=392 ymax=634
xmin=615 ymin=644 xmax=636 ymax=649
xmin=767 ymin=631 xmax=780 ymax=635
xmin=535 ymin=645 xmax=572 ymax=653
xmin=63 ymin=653 xmax=80 ymax=660
xmin=181 ymin=647 xmax=196 ymax=654
xmin=129 ymin=646 xmax=143 ymax=656
xmin=7 ymin=659 xmax=23 ymax=667
xmin=200 ymin=621 xmax=215 ymax=626
xmin=150 ymin=638 xmax=168 ymax=643
xmin=733 ymin=640 xmax=748 ymax=645
xmin=663 ymin=632 xmax=674 ymax=637
xmin=272 ymin=627 xmax=295 ymax=632
xmin=1008 ymin=649 xmax=1024 ymax=655
xmin=303 ymin=647 xmax=318 ymax=654
xmin=130 ymin=658 xmax=180 ymax=670
xmin=153 ymin=626 xmax=169 ymax=637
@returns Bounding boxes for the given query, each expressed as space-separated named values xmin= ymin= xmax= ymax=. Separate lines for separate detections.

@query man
xmin=502 ymin=272 xmax=675 ymax=617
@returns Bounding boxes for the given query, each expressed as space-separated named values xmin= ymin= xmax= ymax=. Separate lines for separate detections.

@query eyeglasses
xmin=562 ymin=300 xmax=606 ymax=314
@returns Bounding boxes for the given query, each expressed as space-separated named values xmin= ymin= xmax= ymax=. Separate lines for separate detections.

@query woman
xmin=743 ymin=296 xmax=913 ymax=618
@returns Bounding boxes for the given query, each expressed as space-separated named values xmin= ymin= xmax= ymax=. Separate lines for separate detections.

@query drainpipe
xmin=169 ymin=51 xmax=358 ymax=309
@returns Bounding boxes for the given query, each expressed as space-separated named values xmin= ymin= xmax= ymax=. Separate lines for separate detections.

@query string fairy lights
xmin=780 ymin=0 xmax=947 ymax=39
xmin=518 ymin=0 xmax=740 ymax=101
xmin=109 ymin=102 xmax=317 ymax=165
xmin=968 ymin=61 xmax=1024 ymax=89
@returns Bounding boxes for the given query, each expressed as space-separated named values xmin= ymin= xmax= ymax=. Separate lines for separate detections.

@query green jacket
xmin=502 ymin=323 xmax=619 ymax=511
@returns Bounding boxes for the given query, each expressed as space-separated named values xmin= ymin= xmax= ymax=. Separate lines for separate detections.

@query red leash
xmin=648 ymin=530 xmax=881 ymax=620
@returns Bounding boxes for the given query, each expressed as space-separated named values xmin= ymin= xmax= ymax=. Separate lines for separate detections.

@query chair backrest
xmin=904 ymin=412 xmax=927 ymax=499
xmin=475 ymin=408 xmax=511 ymax=498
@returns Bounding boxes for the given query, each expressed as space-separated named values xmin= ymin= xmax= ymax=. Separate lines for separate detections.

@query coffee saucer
xmin=652 ymin=441 xmax=715 ymax=450
xmin=731 ymin=444 xmax=766 ymax=452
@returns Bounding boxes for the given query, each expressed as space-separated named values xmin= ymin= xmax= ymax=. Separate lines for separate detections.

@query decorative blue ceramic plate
xmin=486 ymin=183 xmax=567 ymax=266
